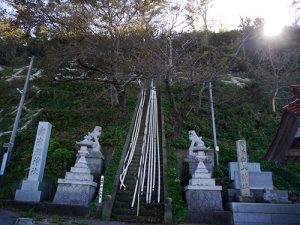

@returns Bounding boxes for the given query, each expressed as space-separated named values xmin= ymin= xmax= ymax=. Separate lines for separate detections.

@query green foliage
xmin=44 ymin=139 xmax=73 ymax=181
xmin=0 ymin=77 xmax=138 ymax=199
xmin=102 ymin=146 xmax=123 ymax=197
xmin=165 ymin=145 xmax=185 ymax=222
xmin=162 ymin=80 xmax=300 ymax=222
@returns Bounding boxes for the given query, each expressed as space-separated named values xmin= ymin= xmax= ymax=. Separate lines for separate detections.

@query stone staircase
xmin=111 ymin=88 xmax=164 ymax=224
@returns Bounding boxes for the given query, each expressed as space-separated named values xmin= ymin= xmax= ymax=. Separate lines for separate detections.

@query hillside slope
xmin=0 ymin=70 xmax=139 ymax=199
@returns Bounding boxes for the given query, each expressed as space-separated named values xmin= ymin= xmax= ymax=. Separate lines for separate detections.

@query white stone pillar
xmin=15 ymin=122 xmax=52 ymax=202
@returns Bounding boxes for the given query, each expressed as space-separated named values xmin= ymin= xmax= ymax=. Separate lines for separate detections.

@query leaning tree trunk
xmin=110 ymin=84 xmax=119 ymax=106
xmin=165 ymin=75 xmax=195 ymax=139
xmin=172 ymin=112 xmax=185 ymax=139
xmin=118 ymin=88 xmax=127 ymax=116
xmin=272 ymin=88 xmax=279 ymax=113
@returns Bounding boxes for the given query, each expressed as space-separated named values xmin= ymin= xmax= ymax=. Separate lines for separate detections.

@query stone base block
xmin=236 ymin=193 xmax=255 ymax=203
xmin=53 ymin=183 xmax=96 ymax=206
xmin=185 ymin=189 xmax=223 ymax=211
xmin=186 ymin=210 xmax=233 ymax=225
xmin=227 ymin=202 xmax=300 ymax=225
xmin=193 ymin=172 xmax=211 ymax=179
xmin=14 ymin=180 xmax=50 ymax=202
xmin=226 ymin=189 xmax=290 ymax=203
xmin=189 ymin=178 xmax=215 ymax=186
xmin=15 ymin=189 xmax=42 ymax=202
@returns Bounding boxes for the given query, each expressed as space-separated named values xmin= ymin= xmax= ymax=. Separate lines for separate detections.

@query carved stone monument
xmin=76 ymin=126 xmax=104 ymax=176
xmin=185 ymin=131 xmax=223 ymax=212
xmin=53 ymin=145 xmax=97 ymax=205
xmin=15 ymin=122 xmax=52 ymax=202
xmin=236 ymin=140 xmax=254 ymax=202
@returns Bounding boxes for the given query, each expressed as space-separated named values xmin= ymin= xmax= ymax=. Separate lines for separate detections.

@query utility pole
xmin=209 ymin=82 xmax=219 ymax=167
xmin=0 ymin=56 xmax=35 ymax=175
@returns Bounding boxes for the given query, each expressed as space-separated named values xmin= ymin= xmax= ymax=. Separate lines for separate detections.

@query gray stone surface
xmin=187 ymin=150 xmax=214 ymax=174
xmin=228 ymin=202 xmax=300 ymax=225
xmin=186 ymin=190 xmax=223 ymax=211
xmin=0 ymin=210 xmax=18 ymax=225
xmin=263 ymin=189 xmax=278 ymax=203
xmin=229 ymin=162 xmax=261 ymax=180
xmin=53 ymin=182 xmax=96 ymax=205
xmin=236 ymin=140 xmax=251 ymax=197
xmin=188 ymin=130 xmax=208 ymax=155
xmin=53 ymin=145 xmax=97 ymax=206
xmin=76 ymin=150 xmax=104 ymax=175
xmin=233 ymin=212 xmax=271 ymax=223
xmin=14 ymin=218 xmax=33 ymax=225
xmin=15 ymin=122 xmax=52 ymax=202
xmin=234 ymin=171 xmax=273 ymax=190
xmin=185 ymin=149 xmax=223 ymax=213
xmin=227 ymin=189 xmax=289 ymax=203
xmin=228 ymin=202 xmax=300 ymax=214
xmin=75 ymin=126 xmax=105 ymax=176
xmin=185 ymin=211 xmax=233 ymax=225
xmin=15 ymin=189 xmax=42 ymax=202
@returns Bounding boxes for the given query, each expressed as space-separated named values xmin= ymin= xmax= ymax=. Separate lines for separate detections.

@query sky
xmin=209 ymin=0 xmax=295 ymax=31
xmin=0 ymin=0 xmax=297 ymax=34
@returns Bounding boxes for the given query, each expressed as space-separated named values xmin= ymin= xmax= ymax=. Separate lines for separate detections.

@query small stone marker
xmin=236 ymin=140 xmax=254 ymax=202
xmin=98 ymin=175 xmax=104 ymax=204
xmin=15 ymin=122 xmax=52 ymax=202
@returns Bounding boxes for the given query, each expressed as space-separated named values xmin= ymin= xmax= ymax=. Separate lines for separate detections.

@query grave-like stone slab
xmin=15 ymin=122 xmax=52 ymax=202
xmin=229 ymin=162 xmax=261 ymax=180
xmin=234 ymin=171 xmax=273 ymax=190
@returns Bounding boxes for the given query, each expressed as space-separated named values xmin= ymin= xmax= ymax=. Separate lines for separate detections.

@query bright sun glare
xmin=258 ymin=1 xmax=291 ymax=37
xmin=263 ymin=22 xmax=283 ymax=37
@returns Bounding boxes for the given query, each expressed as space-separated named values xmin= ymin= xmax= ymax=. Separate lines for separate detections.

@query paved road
xmin=0 ymin=209 xmax=197 ymax=225
xmin=0 ymin=210 xmax=18 ymax=225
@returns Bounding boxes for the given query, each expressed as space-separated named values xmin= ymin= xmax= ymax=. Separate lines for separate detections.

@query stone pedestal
xmin=15 ymin=122 xmax=52 ymax=202
xmin=53 ymin=146 xmax=97 ymax=206
xmin=185 ymin=151 xmax=223 ymax=212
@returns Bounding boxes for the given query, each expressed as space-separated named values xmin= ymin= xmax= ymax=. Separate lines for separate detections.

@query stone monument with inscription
xmin=15 ymin=122 xmax=52 ymax=202
xmin=235 ymin=140 xmax=255 ymax=202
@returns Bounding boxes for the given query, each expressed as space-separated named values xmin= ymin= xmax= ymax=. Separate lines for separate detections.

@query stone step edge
xmin=57 ymin=179 xmax=97 ymax=187
xmin=185 ymin=185 xmax=222 ymax=191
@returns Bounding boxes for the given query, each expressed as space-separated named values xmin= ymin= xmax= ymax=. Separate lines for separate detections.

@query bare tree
xmin=8 ymin=0 xmax=165 ymax=113
xmin=185 ymin=0 xmax=213 ymax=45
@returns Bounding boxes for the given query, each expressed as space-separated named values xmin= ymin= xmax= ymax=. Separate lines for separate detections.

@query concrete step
xmin=114 ymin=199 xmax=164 ymax=209
xmin=111 ymin=213 xmax=164 ymax=224
xmin=112 ymin=204 xmax=164 ymax=216
xmin=116 ymin=191 xmax=160 ymax=202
